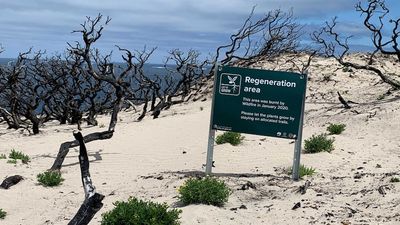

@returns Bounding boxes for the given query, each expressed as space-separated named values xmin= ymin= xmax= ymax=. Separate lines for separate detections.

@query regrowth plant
xmin=178 ymin=176 xmax=230 ymax=207
xmin=304 ymin=134 xmax=335 ymax=153
xmin=327 ymin=123 xmax=346 ymax=135
xmin=288 ymin=165 xmax=316 ymax=178
xmin=390 ymin=177 xmax=400 ymax=183
xmin=0 ymin=208 xmax=6 ymax=219
xmin=37 ymin=171 xmax=64 ymax=187
xmin=0 ymin=154 xmax=6 ymax=159
xmin=215 ymin=131 xmax=244 ymax=146
xmin=8 ymin=149 xmax=30 ymax=164
xmin=101 ymin=197 xmax=181 ymax=225
xmin=7 ymin=159 xmax=17 ymax=164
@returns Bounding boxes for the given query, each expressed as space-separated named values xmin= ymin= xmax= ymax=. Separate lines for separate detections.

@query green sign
xmin=211 ymin=66 xmax=307 ymax=139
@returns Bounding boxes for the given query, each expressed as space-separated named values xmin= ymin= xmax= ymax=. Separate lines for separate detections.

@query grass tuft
xmin=0 ymin=154 xmax=6 ymax=159
xmin=9 ymin=149 xmax=30 ymax=164
xmin=37 ymin=171 xmax=64 ymax=187
xmin=7 ymin=159 xmax=17 ymax=164
xmin=390 ymin=177 xmax=400 ymax=183
xmin=288 ymin=165 xmax=316 ymax=178
xmin=0 ymin=208 xmax=6 ymax=219
xmin=0 ymin=209 xmax=7 ymax=220
xmin=215 ymin=131 xmax=244 ymax=146
xmin=327 ymin=123 xmax=346 ymax=135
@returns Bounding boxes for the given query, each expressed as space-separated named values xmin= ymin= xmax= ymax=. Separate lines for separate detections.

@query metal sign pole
xmin=292 ymin=73 xmax=308 ymax=181
xmin=205 ymin=64 xmax=220 ymax=175
xmin=205 ymin=129 xmax=216 ymax=174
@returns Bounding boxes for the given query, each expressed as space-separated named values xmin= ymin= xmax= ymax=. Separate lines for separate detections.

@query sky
xmin=0 ymin=0 xmax=399 ymax=63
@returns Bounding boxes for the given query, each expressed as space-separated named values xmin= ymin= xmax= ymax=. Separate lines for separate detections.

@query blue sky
xmin=0 ymin=0 xmax=399 ymax=63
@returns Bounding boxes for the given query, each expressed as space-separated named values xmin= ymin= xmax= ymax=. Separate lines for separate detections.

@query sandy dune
xmin=1 ymin=56 xmax=400 ymax=224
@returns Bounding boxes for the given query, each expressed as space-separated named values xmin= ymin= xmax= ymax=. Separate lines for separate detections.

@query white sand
xmin=1 ymin=55 xmax=400 ymax=224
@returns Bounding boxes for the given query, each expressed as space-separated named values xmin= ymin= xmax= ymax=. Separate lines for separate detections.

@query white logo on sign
xmin=228 ymin=75 xmax=237 ymax=84
xmin=219 ymin=73 xmax=242 ymax=96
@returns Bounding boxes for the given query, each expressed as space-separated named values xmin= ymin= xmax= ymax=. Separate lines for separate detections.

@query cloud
xmin=1 ymin=0 xmax=392 ymax=62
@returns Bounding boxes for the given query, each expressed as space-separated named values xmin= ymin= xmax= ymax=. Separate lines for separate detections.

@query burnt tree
xmin=68 ymin=131 xmax=104 ymax=225
xmin=213 ymin=8 xmax=306 ymax=72
xmin=50 ymin=14 xmax=143 ymax=170
xmin=313 ymin=0 xmax=400 ymax=89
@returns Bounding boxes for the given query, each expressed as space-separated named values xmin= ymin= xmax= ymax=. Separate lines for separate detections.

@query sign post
xmin=205 ymin=65 xmax=220 ymax=175
xmin=205 ymin=65 xmax=307 ymax=180
xmin=292 ymin=76 xmax=307 ymax=180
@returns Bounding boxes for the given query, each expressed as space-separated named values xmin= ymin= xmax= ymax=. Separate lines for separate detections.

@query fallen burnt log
xmin=68 ymin=131 xmax=104 ymax=225
xmin=0 ymin=175 xmax=23 ymax=189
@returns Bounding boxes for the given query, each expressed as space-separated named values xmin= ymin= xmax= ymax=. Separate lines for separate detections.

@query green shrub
xmin=178 ymin=176 xmax=230 ymax=207
xmin=0 ymin=208 xmax=6 ymax=219
xmin=342 ymin=67 xmax=353 ymax=73
xmin=0 ymin=154 xmax=6 ymax=159
xmin=9 ymin=149 xmax=30 ymax=164
xmin=288 ymin=165 xmax=316 ymax=178
xmin=390 ymin=177 xmax=400 ymax=183
xmin=37 ymin=171 xmax=64 ymax=187
xmin=377 ymin=94 xmax=385 ymax=100
xmin=7 ymin=159 xmax=17 ymax=164
xmin=101 ymin=197 xmax=181 ymax=225
xmin=215 ymin=131 xmax=243 ymax=146
xmin=327 ymin=123 xmax=346 ymax=135
xmin=304 ymin=134 xmax=334 ymax=153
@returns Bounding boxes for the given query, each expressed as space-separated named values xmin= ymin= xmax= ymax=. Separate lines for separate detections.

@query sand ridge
xmin=0 ymin=55 xmax=400 ymax=224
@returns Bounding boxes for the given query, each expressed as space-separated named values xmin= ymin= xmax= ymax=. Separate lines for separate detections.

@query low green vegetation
xmin=377 ymin=94 xmax=385 ymax=100
xmin=0 ymin=208 xmax=6 ymax=219
xmin=37 ymin=171 xmax=64 ymax=187
xmin=9 ymin=149 xmax=30 ymax=164
xmin=327 ymin=123 xmax=346 ymax=135
xmin=215 ymin=131 xmax=244 ymax=146
xmin=390 ymin=177 xmax=400 ymax=183
xmin=342 ymin=67 xmax=353 ymax=73
xmin=7 ymin=159 xmax=17 ymax=164
xmin=0 ymin=154 xmax=6 ymax=159
xmin=178 ymin=176 xmax=230 ymax=207
xmin=321 ymin=74 xmax=332 ymax=82
xmin=304 ymin=134 xmax=335 ymax=153
xmin=101 ymin=197 xmax=181 ymax=225
xmin=288 ymin=165 xmax=316 ymax=178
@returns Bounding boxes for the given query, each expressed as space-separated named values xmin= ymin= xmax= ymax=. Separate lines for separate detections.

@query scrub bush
xmin=304 ymin=134 xmax=334 ymax=153
xmin=327 ymin=123 xmax=346 ymax=135
xmin=178 ymin=176 xmax=230 ymax=207
xmin=37 ymin=171 xmax=64 ymax=187
xmin=101 ymin=197 xmax=181 ymax=225
xmin=215 ymin=131 xmax=244 ymax=146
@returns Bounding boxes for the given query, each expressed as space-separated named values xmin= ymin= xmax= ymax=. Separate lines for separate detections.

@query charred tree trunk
xmin=32 ymin=119 xmax=40 ymax=135
xmin=68 ymin=131 xmax=104 ymax=225
xmin=50 ymin=130 xmax=114 ymax=171
xmin=150 ymin=91 xmax=156 ymax=112
xmin=86 ymin=111 xmax=98 ymax=126
xmin=60 ymin=115 xmax=67 ymax=125
xmin=137 ymin=99 xmax=148 ymax=121
xmin=108 ymin=87 xmax=124 ymax=132
xmin=137 ymin=90 xmax=149 ymax=121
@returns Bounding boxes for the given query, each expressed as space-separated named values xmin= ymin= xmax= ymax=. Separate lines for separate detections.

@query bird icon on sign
xmin=228 ymin=75 xmax=238 ymax=84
